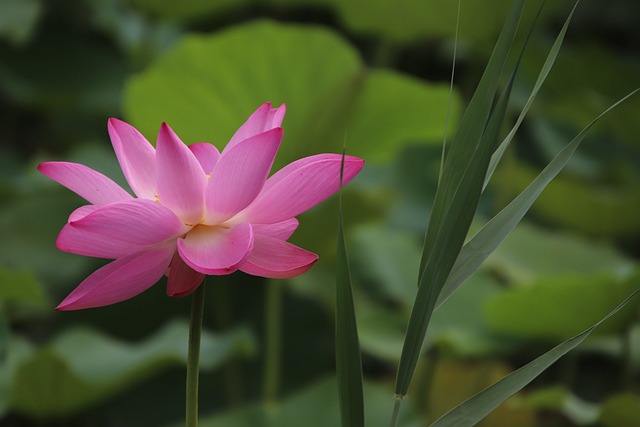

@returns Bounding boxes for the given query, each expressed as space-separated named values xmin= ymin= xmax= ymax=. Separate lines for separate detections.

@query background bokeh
xmin=1 ymin=0 xmax=639 ymax=425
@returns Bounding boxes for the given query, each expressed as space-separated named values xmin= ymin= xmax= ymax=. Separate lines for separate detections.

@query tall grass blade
xmin=396 ymin=0 xmax=528 ymax=399
xmin=418 ymin=0 xmax=527 ymax=286
xmin=483 ymin=0 xmax=581 ymax=190
xmin=437 ymin=88 xmax=639 ymax=308
xmin=336 ymin=149 xmax=364 ymax=427
xmin=438 ymin=0 xmax=462 ymax=185
xmin=431 ymin=288 xmax=640 ymax=427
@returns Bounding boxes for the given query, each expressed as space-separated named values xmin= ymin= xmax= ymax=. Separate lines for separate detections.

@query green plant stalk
xmin=389 ymin=396 xmax=403 ymax=427
xmin=187 ymin=283 xmax=206 ymax=427
xmin=263 ymin=281 xmax=283 ymax=404
xmin=336 ymin=148 xmax=365 ymax=427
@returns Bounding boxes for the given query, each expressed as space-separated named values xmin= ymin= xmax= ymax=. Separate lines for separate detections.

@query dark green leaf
xmin=397 ymin=0 xmax=527 ymax=397
xmin=335 ymin=152 xmax=364 ymax=427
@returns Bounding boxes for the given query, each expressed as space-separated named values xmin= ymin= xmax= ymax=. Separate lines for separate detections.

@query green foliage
xmin=170 ymin=377 xmax=419 ymax=427
xmin=396 ymin=0 xmax=527 ymax=397
xmin=0 ymin=0 xmax=41 ymax=45
xmin=599 ymin=393 xmax=640 ymax=427
xmin=0 ymin=266 xmax=47 ymax=305
xmin=4 ymin=321 xmax=254 ymax=418
xmin=331 ymin=0 xmax=569 ymax=44
xmin=497 ymin=160 xmax=640 ymax=237
xmin=486 ymin=222 xmax=635 ymax=283
xmin=432 ymin=289 xmax=640 ymax=426
xmin=486 ymin=272 xmax=640 ymax=340
xmin=124 ymin=20 xmax=458 ymax=168
xmin=1 ymin=0 xmax=639 ymax=425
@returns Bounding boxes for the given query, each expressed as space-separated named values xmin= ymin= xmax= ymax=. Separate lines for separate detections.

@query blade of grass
xmin=396 ymin=0 xmax=534 ymax=402
xmin=483 ymin=0 xmax=581 ymax=191
xmin=431 ymin=287 xmax=640 ymax=427
xmin=437 ymin=0 xmax=462 ymax=186
xmin=336 ymin=147 xmax=364 ymax=427
xmin=396 ymin=65 xmax=517 ymax=400
xmin=418 ymin=0 xmax=527 ymax=287
xmin=437 ymin=88 xmax=639 ymax=309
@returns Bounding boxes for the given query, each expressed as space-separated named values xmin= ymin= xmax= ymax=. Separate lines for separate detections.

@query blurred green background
xmin=1 ymin=0 xmax=639 ymax=425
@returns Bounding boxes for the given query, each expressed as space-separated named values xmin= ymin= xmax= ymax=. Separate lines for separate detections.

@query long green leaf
xmin=437 ymin=88 xmax=640 ymax=308
xmin=396 ymin=0 xmax=528 ymax=398
xmin=483 ymin=0 xmax=580 ymax=190
xmin=431 ymin=288 xmax=640 ymax=427
xmin=418 ymin=0 xmax=526 ymax=285
xmin=336 ymin=150 xmax=364 ymax=427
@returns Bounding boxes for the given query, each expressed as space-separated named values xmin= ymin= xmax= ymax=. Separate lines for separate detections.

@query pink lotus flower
xmin=39 ymin=103 xmax=364 ymax=310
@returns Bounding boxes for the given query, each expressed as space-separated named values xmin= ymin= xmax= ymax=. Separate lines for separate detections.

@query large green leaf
xmin=350 ymin=224 xmax=420 ymax=306
xmin=485 ymin=272 xmax=640 ymax=340
xmin=431 ymin=288 xmax=640 ymax=426
xmin=7 ymin=321 xmax=255 ymax=418
xmin=496 ymin=160 xmax=640 ymax=237
xmin=485 ymin=222 xmax=635 ymax=284
xmin=124 ymin=20 xmax=458 ymax=168
xmin=349 ymin=224 xmax=514 ymax=360
xmin=356 ymin=272 xmax=513 ymax=362
xmin=332 ymin=0 xmax=567 ymax=44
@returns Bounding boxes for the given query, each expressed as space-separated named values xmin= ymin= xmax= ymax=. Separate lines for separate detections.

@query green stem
xmin=262 ymin=281 xmax=283 ymax=404
xmin=186 ymin=283 xmax=206 ymax=427
xmin=390 ymin=395 xmax=403 ymax=427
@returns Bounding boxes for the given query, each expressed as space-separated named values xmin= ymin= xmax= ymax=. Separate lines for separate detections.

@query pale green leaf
xmin=124 ymin=20 xmax=457 ymax=168
xmin=486 ymin=272 xmax=640 ymax=340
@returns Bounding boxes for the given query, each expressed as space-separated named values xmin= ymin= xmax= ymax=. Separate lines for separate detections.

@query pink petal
xmin=37 ymin=162 xmax=132 ymax=205
xmin=251 ymin=218 xmax=299 ymax=240
xmin=239 ymin=235 xmax=318 ymax=279
xmin=108 ymin=119 xmax=157 ymax=200
xmin=56 ymin=245 xmax=175 ymax=311
xmin=57 ymin=199 xmax=187 ymax=259
xmin=177 ymin=223 xmax=253 ymax=275
xmin=156 ymin=123 xmax=207 ymax=225
xmin=166 ymin=253 xmax=205 ymax=298
xmin=68 ymin=205 xmax=100 ymax=222
xmin=235 ymin=154 xmax=364 ymax=224
xmin=224 ymin=103 xmax=286 ymax=153
xmin=205 ymin=128 xmax=283 ymax=224
xmin=189 ymin=142 xmax=220 ymax=174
